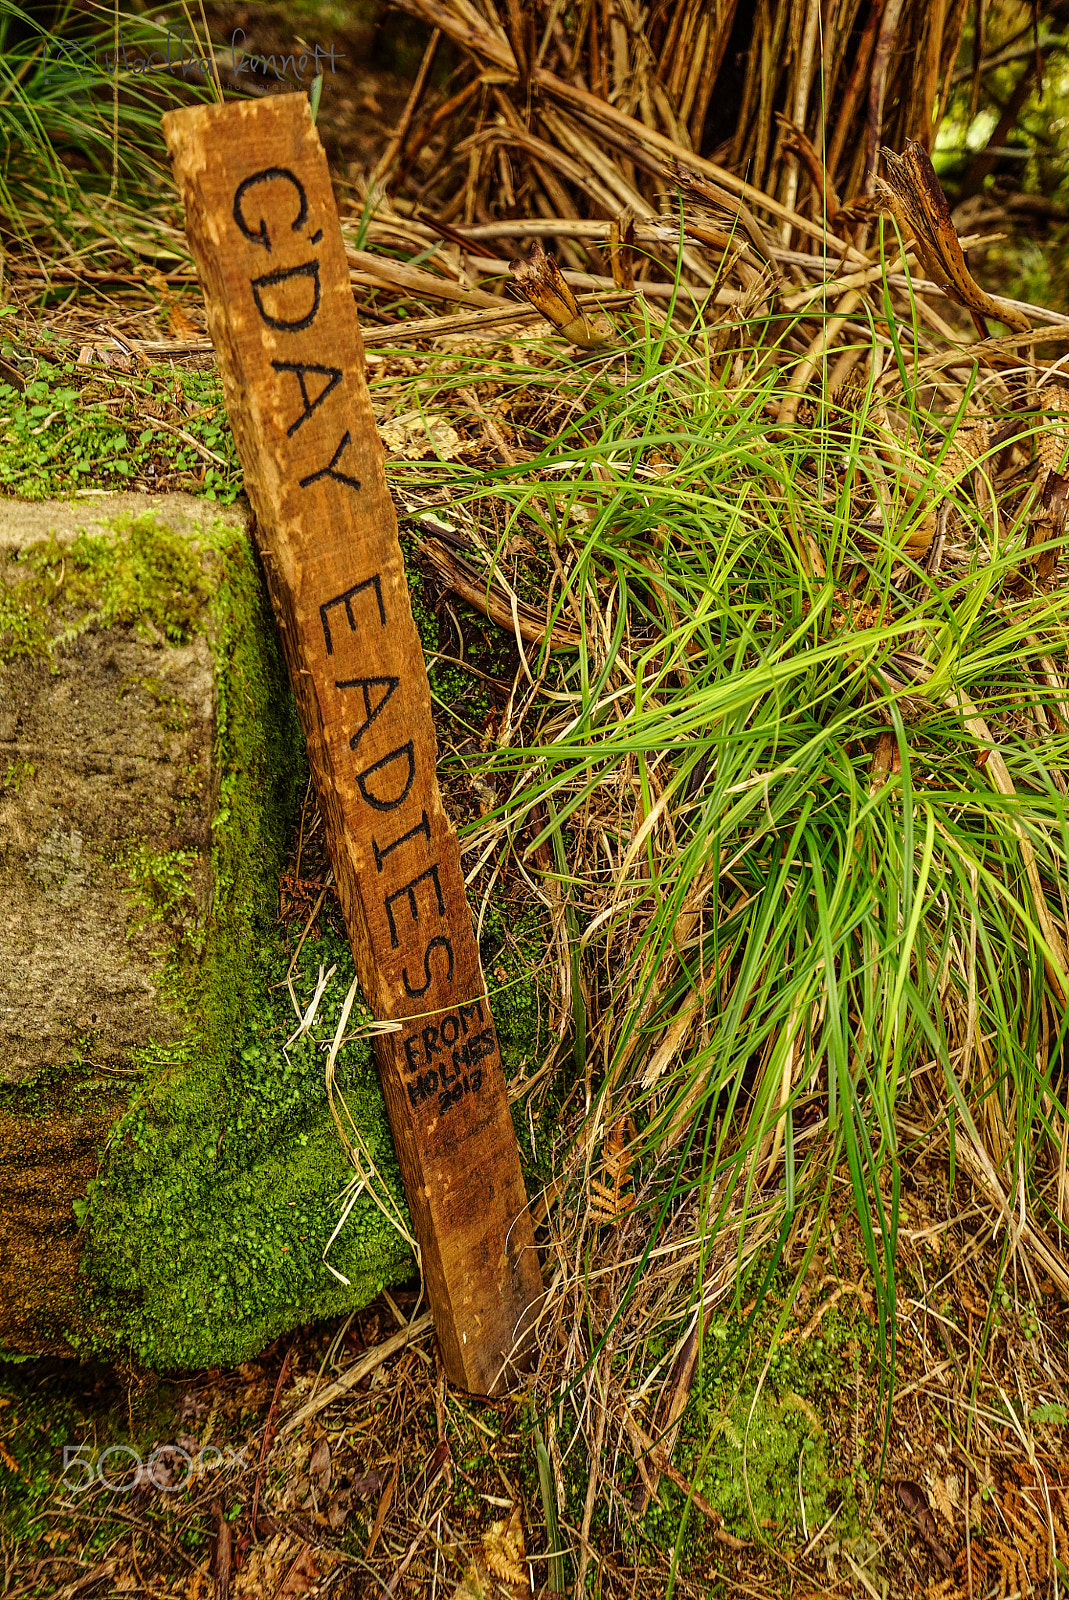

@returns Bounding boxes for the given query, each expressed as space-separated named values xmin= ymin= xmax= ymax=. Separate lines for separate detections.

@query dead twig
xmin=279 ymin=1314 xmax=435 ymax=1439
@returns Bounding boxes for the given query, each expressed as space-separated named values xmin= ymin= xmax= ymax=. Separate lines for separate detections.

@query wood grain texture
xmin=162 ymin=95 xmax=540 ymax=1393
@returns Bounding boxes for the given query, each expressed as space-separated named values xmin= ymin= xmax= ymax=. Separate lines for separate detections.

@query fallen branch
xmin=624 ymin=1410 xmax=750 ymax=1550
xmin=278 ymin=1313 xmax=435 ymax=1438
xmin=418 ymin=533 xmax=583 ymax=652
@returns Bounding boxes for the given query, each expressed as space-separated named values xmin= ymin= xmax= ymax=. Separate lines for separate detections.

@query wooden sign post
xmin=163 ymin=96 xmax=541 ymax=1394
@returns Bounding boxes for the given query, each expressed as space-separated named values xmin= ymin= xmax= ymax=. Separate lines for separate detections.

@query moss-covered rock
xmin=81 ymin=925 xmax=415 ymax=1369
xmin=0 ymin=496 xmax=413 ymax=1366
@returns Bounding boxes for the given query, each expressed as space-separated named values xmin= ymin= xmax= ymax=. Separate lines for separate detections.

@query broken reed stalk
xmin=339 ymin=137 xmax=1059 ymax=458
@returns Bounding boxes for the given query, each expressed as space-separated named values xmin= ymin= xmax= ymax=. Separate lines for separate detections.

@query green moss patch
xmin=83 ymin=926 xmax=414 ymax=1369
xmin=0 ymin=366 xmax=239 ymax=502
xmin=1 ymin=466 xmax=554 ymax=1368
xmin=61 ymin=512 xmax=415 ymax=1368
xmin=0 ymin=509 xmax=218 ymax=664
xmin=643 ymin=1281 xmax=873 ymax=1562
xmin=49 ymin=510 xmax=550 ymax=1370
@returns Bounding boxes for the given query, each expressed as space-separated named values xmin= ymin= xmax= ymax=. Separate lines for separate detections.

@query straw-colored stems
xmin=780 ymin=0 xmax=823 ymax=242
xmin=370 ymin=27 xmax=441 ymax=188
xmin=826 ymin=0 xmax=883 ymax=188
xmin=776 ymin=288 xmax=865 ymax=424
xmin=865 ymin=0 xmax=907 ymax=192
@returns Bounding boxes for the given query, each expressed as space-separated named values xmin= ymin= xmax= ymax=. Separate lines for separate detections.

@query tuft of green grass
xmin=0 ymin=1 xmax=210 ymax=254
xmin=371 ymin=282 xmax=1069 ymax=1493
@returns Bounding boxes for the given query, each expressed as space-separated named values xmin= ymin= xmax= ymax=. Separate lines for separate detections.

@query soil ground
xmin=4 ymin=7 xmax=1069 ymax=1597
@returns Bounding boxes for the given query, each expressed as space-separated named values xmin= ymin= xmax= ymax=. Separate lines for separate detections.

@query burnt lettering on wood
xmin=319 ymin=576 xmax=385 ymax=653
xmin=299 ymin=428 xmax=362 ymax=492
xmin=163 ymin=96 xmax=541 ymax=1395
xmin=272 ymin=360 xmax=343 ymax=436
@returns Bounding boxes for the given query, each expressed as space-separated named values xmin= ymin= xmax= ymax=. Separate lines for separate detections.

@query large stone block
xmin=0 ymin=495 xmax=414 ymax=1364
xmin=1 ymin=501 xmax=215 ymax=1082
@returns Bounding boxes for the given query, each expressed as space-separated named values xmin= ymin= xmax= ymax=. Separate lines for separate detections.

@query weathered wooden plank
xmin=162 ymin=95 xmax=541 ymax=1393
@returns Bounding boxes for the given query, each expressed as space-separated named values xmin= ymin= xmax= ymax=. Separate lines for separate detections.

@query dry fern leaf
xmin=877 ymin=140 xmax=1031 ymax=336
xmin=938 ymin=404 xmax=992 ymax=489
xmin=483 ymin=1507 xmax=527 ymax=1585
xmin=590 ymin=1117 xmax=637 ymax=1220
xmin=1022 ymin=381 xmax=1069 ymax=577
xmin=1037 ymin=379 xmax=1069 ymax=479
xmin=454 ymin=1508 xmax=530 ymax=1598
xmin=985 ymin=1466 xmax=1069 ymax=1593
